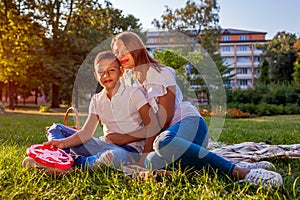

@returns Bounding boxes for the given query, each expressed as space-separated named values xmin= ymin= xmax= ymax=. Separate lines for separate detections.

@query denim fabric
xmin=47 ymin=124 xmax=139 ymax=168
xmin=144 ymin=116 xmax=235 ymax=176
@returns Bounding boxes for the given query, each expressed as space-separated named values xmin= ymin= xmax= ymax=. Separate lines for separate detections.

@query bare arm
xmin=135 ymin=87 xmax=176 ymax=165
xmin=156 ymin=86 xmax=176 ymax=130
xmin=44 ymin=113 xmax=99 ymax=149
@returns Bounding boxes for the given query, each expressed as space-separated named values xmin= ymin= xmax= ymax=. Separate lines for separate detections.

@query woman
xmin=109 ymin=31 xmax=283 ymax=188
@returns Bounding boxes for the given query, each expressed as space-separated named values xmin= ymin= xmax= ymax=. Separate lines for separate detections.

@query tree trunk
xmin=0 ymin=82 xmax=2 ymax=102
xmin=51 ymin=84 xmax=60 ymax=108
xmin=34 ymin=88 xmax=38 ymax=105
xmin=8 ymin=81 xmax=15 ymax=110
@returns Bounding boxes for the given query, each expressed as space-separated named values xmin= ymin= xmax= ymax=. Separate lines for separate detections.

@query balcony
xmin=236 ymin=74 xmax=253 ymax=79
xmin=220 ymin=51 xmax=235 ymax=57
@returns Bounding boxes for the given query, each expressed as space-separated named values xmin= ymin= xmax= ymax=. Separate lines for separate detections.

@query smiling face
xmin=112 ymin=39 xmax=135 ymax=70
xmin=94 ymin=58 xmax=122 ymax=94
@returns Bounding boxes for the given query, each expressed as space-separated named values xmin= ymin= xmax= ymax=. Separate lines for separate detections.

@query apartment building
xmin=144 ymin=28 xmax=268 ymax=89
xmin=220 ymin=28 xmax=267 ymax=89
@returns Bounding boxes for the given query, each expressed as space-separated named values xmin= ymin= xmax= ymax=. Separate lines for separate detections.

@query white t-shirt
xmin=89 ymin=82 xmax=148 ymax=153
xmin=143 ymin=66 xmax=200 ymax=126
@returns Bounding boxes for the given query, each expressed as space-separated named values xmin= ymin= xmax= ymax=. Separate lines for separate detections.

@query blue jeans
xmin=145 ymin=116 xmax=235 ymax=176
xmin=47 ymin=124 xmax=139 ymax=168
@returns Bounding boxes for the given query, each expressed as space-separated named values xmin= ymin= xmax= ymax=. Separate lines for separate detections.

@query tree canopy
xmin=0 ymin=0 xmax=141 ymax=109
xmin=259 ymin=31 xmax=297 ymax=84
xmin=151 ymin=0 xmax=230 ymax=87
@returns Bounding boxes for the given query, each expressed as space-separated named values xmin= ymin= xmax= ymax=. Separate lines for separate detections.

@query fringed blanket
xmin=121 ymin=142 xmax=300 ymax=179
xmin=211 ymin=142 xmax=300 ymax=164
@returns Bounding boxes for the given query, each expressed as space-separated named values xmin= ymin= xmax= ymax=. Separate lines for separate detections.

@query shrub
xmin=199 ymin=109 xmax=210 ymax=117
xmin=226 ymin=108 xmax=250 ymax=118
xmin=284 ymin=104 xmax=300 ymax=114
xmin=39 ymin=105 xmax=51 ymax=113
xmin=237 ymin=103 xmax=257 ymax=114
xmin=255 ymin=103 xmax=285 ymax=116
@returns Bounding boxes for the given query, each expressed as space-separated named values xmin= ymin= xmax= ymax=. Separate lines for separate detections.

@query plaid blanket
xmin=211 ymin=142 xmax=300 ymax=164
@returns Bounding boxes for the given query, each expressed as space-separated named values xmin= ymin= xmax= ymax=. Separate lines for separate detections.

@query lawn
xmin=0 ymin=111 xmax=299 ymax=199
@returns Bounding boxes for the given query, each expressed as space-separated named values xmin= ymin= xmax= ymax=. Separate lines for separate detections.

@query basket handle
xmin=63 ymin=107 xmax=81 ymax=129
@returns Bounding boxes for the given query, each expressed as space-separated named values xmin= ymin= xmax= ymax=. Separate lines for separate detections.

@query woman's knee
xmin=153 ymin=130 xmax=174 ymax=151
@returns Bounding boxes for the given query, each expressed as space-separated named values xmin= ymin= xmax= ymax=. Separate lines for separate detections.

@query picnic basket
xmin=63 ymin=107 xmax=81 ymax=130
xmin=46 ymin=107 xmax=81 ymax=131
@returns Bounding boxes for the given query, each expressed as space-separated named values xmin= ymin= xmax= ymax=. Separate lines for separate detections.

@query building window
xmin=237 ymin=68 xmax=249 ymax=74
xmin=240 ymin=35 xmax=247 ymax=40
xmin=222 ymin=36 xmax=230 ymax=41
xmin=255 ymin=68 xmax=260 ymax=75
xmin=237 ymin=45 xmax=248 ymax=51
xmin=223 ymin=80 xmax=233 ymax=87
xmin=236 ymin=57 xmax=250 ymax=63
xmin=221 ymin=46 xmax=231 ymax=51
xmin=238 ymin=80 xmax=248 ymax=86
xmin=163 ymin=39 xmax=169 ymax=44
xmin=254 ymin=56 xmax=260 ymax=62
xmin=147 ymin=38 xmax=155 ymax=44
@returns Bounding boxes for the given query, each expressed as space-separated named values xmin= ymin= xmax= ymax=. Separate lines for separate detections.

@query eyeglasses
xmin=97 ymin=67 xmax=119 ymax=77
xmin=113 ymin=46 xmax=129 ymax=57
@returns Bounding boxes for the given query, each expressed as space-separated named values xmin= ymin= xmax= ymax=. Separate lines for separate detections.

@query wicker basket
xmin=63 ymin=107 xmax=81 ymax=130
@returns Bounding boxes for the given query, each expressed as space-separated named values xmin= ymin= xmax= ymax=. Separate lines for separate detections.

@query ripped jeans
xmin=145 ymin=116 xmax=235 ymax=176
xmin=47 ymin=124 xmax=139 ymax=169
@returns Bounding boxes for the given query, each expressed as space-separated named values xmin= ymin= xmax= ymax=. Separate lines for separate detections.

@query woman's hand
xmin=128 ymin=154 xmax=146 ymax=167
xmin=129 ymin=159 xmax=145 ymax=167
xmin=43 ymin=139 xmax=65 ymax=149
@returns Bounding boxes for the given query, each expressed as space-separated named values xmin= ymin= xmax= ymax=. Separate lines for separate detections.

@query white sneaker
xmin=22 ymin=156 xmax=69 ymax=176
xmin=240 ymin=168 xmax=283 ymax=188
xmin=236 ymin=161 xmax=276 ymax=170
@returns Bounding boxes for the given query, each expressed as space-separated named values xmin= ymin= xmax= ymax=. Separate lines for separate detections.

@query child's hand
xmin=43 ymin=140 xmax=64 ymax=149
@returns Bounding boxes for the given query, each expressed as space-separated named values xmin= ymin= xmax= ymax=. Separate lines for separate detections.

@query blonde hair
xmin=111 ymin=31 xmax=163 ymax=71
xmin=94 ymin=51 xmax=120 ymax=71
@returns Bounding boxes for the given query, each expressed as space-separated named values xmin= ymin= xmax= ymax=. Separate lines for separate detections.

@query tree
xmin=151 ymin=0 xmax=230 ymax=88
xmin=258 ymin=59 xmax=271 ymax=85
xmin=294 ymin=37 xmax=300 ymax=57
xmin=0 ymin=0 xmax=44 ymax=109
xmin=292 ymin=38 xmax=300 ymax=85
xmin=153 ymin=49 xmax=188 ymax=74
xmin=25 ymin=0 xmax=141 ymax=107
xmin=260 ymin=31 xmax=297 ymax=84
xmin=152 ymin=0 xmax=220 ymax=54
xmin=292 ymin=60 xmax=300 ymax=85
xmin=153 ymin=49 xmax=194 ymax=100
xmin=152 ymin=0 xmax=219 ymax=36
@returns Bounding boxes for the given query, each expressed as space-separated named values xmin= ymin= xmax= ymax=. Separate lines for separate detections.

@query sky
xmin=108 ymin=0 xmax=300 ymax=39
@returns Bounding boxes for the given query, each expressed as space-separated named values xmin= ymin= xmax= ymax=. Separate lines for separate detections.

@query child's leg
xmin=47 ymin=124 xmax=107 ymax=156
xmin=46 ymin=124 xmax=77 ymax=153
xmin=71 ymin=137 xmax=117 ymax=156
xmin=75 ymin=144 xmax=138 ymax=169
xmin=47 ymin=123 xmax=77 ymax=140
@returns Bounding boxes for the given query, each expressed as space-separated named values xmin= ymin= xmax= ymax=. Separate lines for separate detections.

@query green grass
xmin=0 ymin=112 xmax=299 ymax=199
